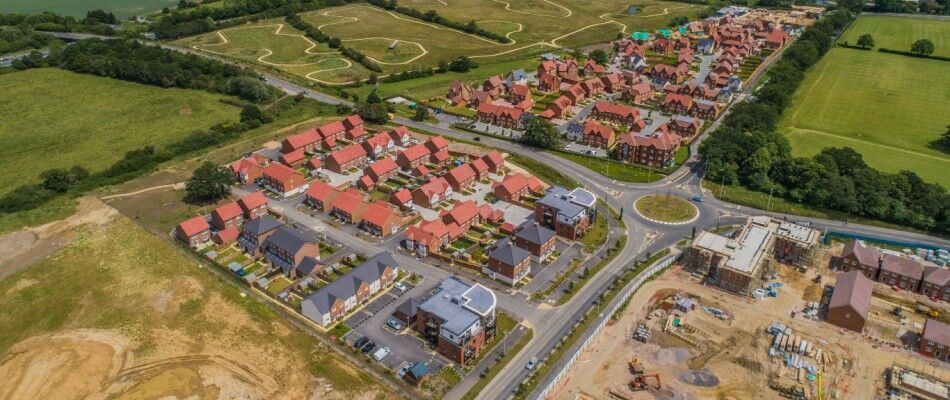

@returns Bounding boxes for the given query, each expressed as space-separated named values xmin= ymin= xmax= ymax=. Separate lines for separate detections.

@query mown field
xmin=178 ymin=0 xmax=698 ymax=85
xmin=838 ymin=15 xmax=950 ymax=57
xmin=0 ymin=0 xmax=177 ymax=18
xmin=0 ymin=68 xmax=240 ymax=195
xmin=779 ymin=17 xmax=950 ymax=188
xmin=0 ymin=212 xmax=398 ymax=400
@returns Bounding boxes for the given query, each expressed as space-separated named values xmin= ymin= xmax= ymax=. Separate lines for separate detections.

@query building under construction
xmin=684 ymin=216 xmax=819 ymax=295
xmin=888 ymin=365 xmax=949 ymax=400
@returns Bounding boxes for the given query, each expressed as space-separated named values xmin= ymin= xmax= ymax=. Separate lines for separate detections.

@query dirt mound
xmin=0 ymin=329 xmax=131 ymax=400
xmin=653 ymin=347 xmax=691 ymax=365
xmin=654 ymin=386 xmax=697 ymax=400
xmin=679 ymin=369 xmax=720 ymax=387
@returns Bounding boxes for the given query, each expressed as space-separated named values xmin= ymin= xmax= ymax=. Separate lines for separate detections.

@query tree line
xmin=364 ymin=0 xmax=511 ymax=43
xmin=150 ymin=0 xmax=358 ymax=39
xmin=699 ymin=9 xmax=950 ymax=235
xmin=0 ymin=11 xmax=118 ymax=35
xmin=0 ymin=25 xmax=62 ymax=55
xmin=283 ymin=14 xmax=382 ymax=73
xmin=13 ymin=38 xmax=279 ymax=103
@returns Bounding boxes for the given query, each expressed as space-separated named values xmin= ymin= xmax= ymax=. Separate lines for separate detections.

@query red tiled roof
xmin=359 ymin=175 xmax=375 ymax=188
xmin=178 ymin=216 xmax=209 ymax=236
xmin=401 ymin=144 xmax=431 ymax=162
xmin=332 ymin=190 xmax=365 ymax=215
xmin=628 ymin=82 xmax=653 ymax=96
xmin=470 ymin=158 xmax=489 ymax=174
xmin=363 ymin=132 xmax=394 ymax=152
xmin=485 ymin=75 xmax=503 ymax=88
xmin=230 ymin=156 xmax=264 ymax=174
xmin=363 ymin=200 xmax=395 ymax=228
xmin=328 ymin=143 xmax=367 ymax=165
xmin=593 ymin=101 xmax=640 ymax=119
xmin=280 ymin=149 xmax=306 ymax=165
xmin=238 ymin=191 xmax=268 ymax=212
xmin=664 ymin=93 xmax=693 ymax=109
xmin=391 ymin=188 xmax=411 ymax=204
xmin=283 ymin=128 xmax=320 ymax=152
xmin=482 ymin=150 xmax=504 ymax=168
xmin=619 ymin=130 xmax=682 ymax=151
xmin=365 ymin=157 xmax=397 ymax=179
xmin=444 ymin=200 xmax=479 ymax=225
xmin=388 ymin=125 xmax=411 ymax=142
xmin=511 ymin=84 xmax=530 ymax=97
xmin=431 ymin=149 xmax=450 ymax=162
xmin=306 ymin=158 xmax=322 ymax=169
xmin=305 ymin=181 xmax=338 ymax=204
xmin=447 ymin=163 xmax=476 ymax=183
xmin=413 ymin=164 xmax=430 ymax=177
xmin=318 ymin=120 xmax=346 ymax=138
xmin=342 ymin=114 xmax=364 ymax=130
xmin=262 ymin=163 xmax=304 ymax=185
xmin=215 ymin=226 xmax=239 ymax=243
xmin=416 ymin=177 xmax=450 ymax=199
xmin=583 ymin=120 xmax=613 ymax=140
xmin=477 ymin=102 xmax=523 ymax=121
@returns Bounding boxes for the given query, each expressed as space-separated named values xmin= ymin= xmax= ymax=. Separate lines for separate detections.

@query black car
xmin=353 ymin=336 xmax=368 ymax=349
xmin=361 ymin=341 xmax=376 ymax=354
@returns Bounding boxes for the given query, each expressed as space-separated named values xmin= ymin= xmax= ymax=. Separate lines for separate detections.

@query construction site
xmin=551 ymin=240 xmax=950 ymax=400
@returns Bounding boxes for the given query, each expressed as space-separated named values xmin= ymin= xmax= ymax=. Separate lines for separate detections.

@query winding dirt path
xmin=491 ymin=0 xmax=572 ymax=18
xmin=100 ymin=183 xmax=184 ymax=200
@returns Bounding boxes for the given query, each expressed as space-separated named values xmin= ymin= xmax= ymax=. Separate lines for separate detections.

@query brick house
xmin=415 ymin=277 xmax=495 ymax=364
xmin=878 ymin=254 xmax=924 ymax=291
xmin=445 ymin=163 xmax=477 ymax=191
xmin=301 ymin=252 xmax=398 ymax=327
xmin=535 ymin=186 xmax=596 ymax=240
xmin=483 ymin=75 xmax=504 ymax=99
xmin=509 ymin=84 xmax=531 ymax=104
xmin=325 ymin=143 xmax=368 ymax=173
xmin=538 ymin=96 xmax=572 ymax=119
xmin=492 ymin=173 xmax=541 ymax=203
xmin=330 ymin=190 xmax=368 ymax=224
xmin=564 ymin=84 xmax=586 ymax=105
xmin=442 ymin=200 xmax=481 ymax=231
xmin=477 ymin=103 xmax=523 ymax=129
xmin=839 ymin=240 xmax=882 ymax=280
xmin=600 ymin=72 xmax=625 ymax=93
xmin=363 ymin=157 xmax=398 ymax=184
xmin=317 ymin=120 xmax=346 ymax=142
xmin=281 ymin=128 xmax=321 ymax=154
xmin=580 ymin=78 xmax=606 ymax=98
xmin=623 ymin=82 xmax=655 ymax=104
xmin=388 ymin=125 xmax=412 ymax=146
xmin=176 ymin=216 xmax=210 ymax=248
xmin=582 ymin=119 xmax=615 ymax=149
xmin=616 ymin=127 xmax=682 ymax=168
xmin=229 ymin=155 xmax=267 ymax=185
xmin=663 ymin=93 xmax=693 ymax=115
xmin=279 ymin=149 xmax=306 ymax=168
xmin=397 ymin=144 xmax=431 ymax=170
xmin=666 ymin=116 xmax=702 ymax=138
xmin=262 ymin=226 xmax=320 ymax=274
xmin=481 ymin=150 xmax=505 ymax=173
xmin=485 ymin=239 xmax=532 ymax=285
xmin=920 ymin=266 xmax=950 ymax=302
xmin=646 ymin=64 xmax=687 ymax=84
xmin=412 ymin=177 xmax=452 ymax=208
xmin=238 ymin=215 xmax=281 ymax=256
xmin=589 ymin=102 xmax=641 ymax=126
xmin=514 ymin=221 xmax=556 ymax=261
xmin=447 ymin=80 xmax=473 ymax=106
xmin=211 ymin=201 xmax=244 ymax=230
xmin=469 ymin=158 xmax=489 ymax=181
xmin=424 ymin=136 xmax=448 ymax=154
xmin=361 ymin=200 xmax=399 ymax=237
xmin=237 ymin=191 xmax=269 ymax=220
xmin=304 ymin=181 xmax=341 ymax=212
xmin=582 ymin=59 xmax=606 ymax=76
xmin=918 ymin=319 xmax=950 ymax=362
xmin=261 ymin=163 xmax=308 ymax=198
xmin=538 ymin=73 xmax=560 ymax=92
xmin=826 ymin=270 xmax=873 ymax=333
xmin=362 ymin=132 xmax=396 ymax=159
xmin=691 ymin=99 xmax=721 ymax=119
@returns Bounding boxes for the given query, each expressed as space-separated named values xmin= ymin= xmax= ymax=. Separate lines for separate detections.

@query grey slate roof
xmin=537 ymin=186 xmax=586 ymax=220
xmin=515 ymin=221 xmax=555 ymax=246
xmin=296 ymin=256 xmax=324 ymax=276
xmin=396 ymin=298 xmax=420 ymax=318
xmin=418 ymin=277 xmax=497 ymax=336
xmin=828 ymin=270 xmax=873 ymax=319
xmin=489 ymin=239 xmax=531 ymax=267
xmin=243 ymin=215 xmax=281 ymax=236
xmin=263 ymin=226 xmax=312 ymax=255
xmin=302 ymin=252 xmax=399 ymax=317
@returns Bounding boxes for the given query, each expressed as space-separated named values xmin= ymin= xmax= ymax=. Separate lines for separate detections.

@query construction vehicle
xmin=893 ymin=306 xmax=904 ymax=317
xmin=916 ymin=304 xmax=940 ymax=318
xmin=628 ymin=356 xmax=645 ymax=375
xmin=629 ymin=373 xmax=661 ymax=391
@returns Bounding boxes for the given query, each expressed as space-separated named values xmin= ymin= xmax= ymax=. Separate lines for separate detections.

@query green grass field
xmin=838 ymin=15 xmax=950 ymax=57
xmin=0 ymin=0 xmax=177 ymax=18
xmin=178 ymin=0 xmax=697 ymax=85
xmin=0 ymin=68 xmax=240 ymax=194
xmin=779 ymin=16 xmax=950 ymax=188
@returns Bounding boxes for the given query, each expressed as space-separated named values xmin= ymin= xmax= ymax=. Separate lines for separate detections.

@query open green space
xmin=838 ymin=15 xmax=950 ymax=57
xmin=0 ymin=68 xmax=240 ymax=195
xmin=0 ymin=0 xmax=177 ymax=18
xmin=634 ymin=194 xmax=697 ymax=223
xmin=551 ymin=147 xmax=687 ymax=183
xmin=779 ymin=34 xmax=950 ymax=187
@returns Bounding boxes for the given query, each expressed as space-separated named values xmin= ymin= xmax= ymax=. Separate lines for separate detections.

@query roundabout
xmin=633 ymin=194 xmax=699 ymax=225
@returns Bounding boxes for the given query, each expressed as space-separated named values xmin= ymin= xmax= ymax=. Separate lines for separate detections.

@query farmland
xmin=0 ymin=68 xmax=240 ymax=195
xmin=838 ymin=15 xmax=950 ymax=57
xmin=0 ymin=207 xmax=399 ymax=400
xmin=178 ymin=0 xmax=699 ymax=86
xmin=779 ymin=16 xmax=950 ymax=188
xmin=0 ymin=0 xmax=177 ymax=18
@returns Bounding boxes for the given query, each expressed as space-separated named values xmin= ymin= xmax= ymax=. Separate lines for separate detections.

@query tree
xmin=367 ymin=73 xmax=378 ymax=84
xmin=837 ymin=0 xmax=863 ymax=13
xmin=856 ymin=33 xmax=874 ymax=49
xmin=185 ymin=162 xmax=234 ymax=204
xmin=39 ymin=166 xmax=88 ymax=193
xmin=228 ymin=77 xmax=276 ymax=103
xmin=448 ymin=56 xmax=477 ymax=72
xmin=412 ymin=106 xmax=428 ymax=121
xmin=911 ymin=39 xmax=935 ymax=56
xmin=84 ymin=9 xmax=117 ymax=24
xmin=518 ymin=118 xmax=561 ymax=149
xmin=365 ymin=89 xmax=383 ymax=104
xmin=589 ymin=49 xmax=609 ymax=65
xmin=358 ymin=102 xmax=389 ymax=124
xmin=239 ymin=104 xmax=272 ymax=124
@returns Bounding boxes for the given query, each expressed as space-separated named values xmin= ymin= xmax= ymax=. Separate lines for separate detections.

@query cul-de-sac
xmin=1 ymin=0 xmax=949 ymax=399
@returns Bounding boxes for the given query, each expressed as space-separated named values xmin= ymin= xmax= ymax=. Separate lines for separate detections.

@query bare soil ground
xmin=0 ymin=200 xmax=397 ymax=400
xmin=552 ymin=260 xmax=949 ymax=400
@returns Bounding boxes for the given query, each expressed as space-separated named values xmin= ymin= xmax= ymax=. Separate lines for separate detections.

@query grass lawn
xmin=267 ymin=275 xmax=294 ymax=295
xmin=0 ymin=68 xmax=240 ymax=195
xmin=779 ymin=25 xmax=950 ymax=187
xmin=838 ymin=15 xmax=950 ymax=57
xmin=579 ymin=211 xmax=609 ymax=253
xmin=551 ymin=151 xmax=669 ymax=183
xmin=327 ymin=323 xmax=351 ymax=338
xmin=505 ymin=152 xmax=579 ymax=188
xmin=438 ymin=366 xmax=461 ymax=387
xmin=634 ymin=194 xmax=697 ymax=223
xmin=0 ymin=0 xmax=177 ymax=18
xmin=0 ymin=215 xmax=397 ymax=398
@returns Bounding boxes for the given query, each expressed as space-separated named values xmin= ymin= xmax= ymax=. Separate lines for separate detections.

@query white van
xmin=372 ymin=347 xmax=391 ymax=362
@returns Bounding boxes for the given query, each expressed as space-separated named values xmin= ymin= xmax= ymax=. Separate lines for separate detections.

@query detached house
xmin=691 ymin=99 xmax=721 ymax=119
xmin=397 ymin=144 xmax=432 ymax=170
xmin=445 ymin=163 xmax=477 ymax=191
xmin=538 ymin=73 xmax=560 ymax=92
xmin=262 ymin=226 xmax=320 ymax=275
xmin=363 ymin=158 xmax=398 ymax=184
xmin=486 ymin=239 xmax=532 ymax=285
xmin=176 ymin=216 xmax=211 ymax=248
xmin=826 ymin=270 xmax=873 ymax=333
xmin=302 ymin=252 xmax=398 ymax=327
xmin=582 ymin=119 xmax=615 ymax=149
xmin=281 ymin=128 xmax=321 ymax=154
xmin=237 ymin=191 xmax=269 ymax=220
xmin=261 ymin=163 xmax=308 ymax=198
xmin=539 ymin=96 xmax=572 ymax=119
xmin=388 ymin=125 xmax=412 ymax=146
xmin=325 ymin=144 xmax=367 ymax=173
xmin=238 ymin=215 xmax=281 ymax=256
xmin=447 ymin=80 xmax=473 ymax=106
xmin=663 ymin=93 xmax=693 ymax=115
xmin=362 ymin=132 xmax=396 ymax=159
xmin=211 ymin=201 xmax=244 ymax=230
xmin=920 ymin=266 xmax=950 ymax=302
xmin=514 ymin=221 xmax=556 ymax=261
xmin=583 ymin=59 xmax=606 ymax=76
xmin=415 ymin=277 xmax=496 ymax=364
xmin=535 ymin=186 xmax=597 ymax=240
xmin=666 ymin=116 xmax=702 ymax=138
xmin=477 ymin=103 xmax=523 ymax=129
xmin=230 ymin=154 xmax=267 ymax=184
xmin=493 ymin=173 xmax=541 ymax=203
xmin=580 ymin=78 xmax=606 ymax=98
xmin=329 ymin=189 xmax=368 ymax=224
xmin=305 ymin=181 xmax=341 ymax=212
xmin=413 ymin=177 xmax=453 ymax=208
xmin=483 ymin=75 xmax=504 ymax=99
xmin=361 ymin=200 xmax=400 ymax=237
xmin=918 ymin=319 xmax=950 ymax=362
xmin=623 ymin=82 xmax=655 ymax=104
xmin=481 ymin=150 xmax=505 ymax=173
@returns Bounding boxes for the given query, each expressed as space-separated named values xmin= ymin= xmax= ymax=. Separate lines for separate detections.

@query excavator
xmin=629 ymin=373 xmax=661 ymax=391
xmin=628 ymin=356 xmax=645 ymax=375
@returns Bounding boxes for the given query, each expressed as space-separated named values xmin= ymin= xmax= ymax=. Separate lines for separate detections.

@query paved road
xmin=54 ymin=32 xmax=950 ymax=400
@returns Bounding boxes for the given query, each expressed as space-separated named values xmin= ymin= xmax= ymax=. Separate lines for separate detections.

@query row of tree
xmin=283 ymin=14 xmax=382 ymax=72
xmin=0 ymin=25 xmax=62 ymax=55
xmin=150 ymin=0 xmax=357 ymax=39
xmin=364 ymin=0 xmax=511 ymax=43
xmin=699 ymin=9 xmax=950 ymax=235
xmin=13 ymin=38 xmax=279 ymax=103
xmin=0 ymin=11 xmax=117 ymax=35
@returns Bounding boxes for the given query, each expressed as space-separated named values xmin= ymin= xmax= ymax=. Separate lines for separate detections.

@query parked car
xmin=387 ymin=318 xmax=403 ymax=331
xmin=691 ymin=195 xmax=703 ymax=202
xmin=564 ymin=144 xmax=572 ymax=150
xmin=361 ymin=341 xmax=376 ymax=354
xmin=394 ymin=282 xmax=408 ymax=292
xmin=473 ymin=136 xmax=481 ymax=141
xmin=398 ymin=363 xmax=412 ymax=377
xmin=353 ymin=336 xmax=368 ymax=349
xmin=526 ymin=357 xmax=538 ymax=370
xmin=372 ymin=347 xmax=391 ymax=361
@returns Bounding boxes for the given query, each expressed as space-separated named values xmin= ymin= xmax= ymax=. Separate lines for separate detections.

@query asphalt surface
xmin=52 ymin=31 xmax=950 ymax=400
